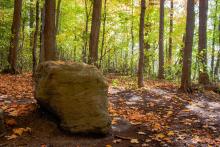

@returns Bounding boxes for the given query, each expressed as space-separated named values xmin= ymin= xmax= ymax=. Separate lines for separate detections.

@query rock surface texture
xmin=35 ymin=61 xmax=110 ymax=134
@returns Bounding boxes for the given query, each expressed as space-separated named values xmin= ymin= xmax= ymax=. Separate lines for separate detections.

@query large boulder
xmin=35 ymin=61 xmax=111 ymax=134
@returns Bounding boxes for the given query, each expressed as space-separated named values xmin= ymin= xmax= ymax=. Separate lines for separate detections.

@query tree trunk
xmin=29 ymin=0 xmax=34 ymax=52
xmin=88 ymin=0 xmax=102 ymax=65
xmin=43 ymin=0 xmax=57 ymax=61
xmin=130 ymin=0 xmax=135 ymax=75
xmin=168 ymin=0 xmax=173 ymax=64
xmin=214 ymin=49 xmax=220 ymax=80
xmin=40 ymin=6 xmax=45 ymax=63
xmin=99 ymin=0 xmax=107 ymax=68
xmin=56 ymin=0 xmax=61 ymax=34
xmin=138 ymin=0 xmax=146 ymax=88
xmin=158 ymin=0 xmax=165 ymax=79
xmin=211 ymin=0 xmax=217 ymax=80
xmin=32 ymin=0 xmax=39 ymax=75
xmin=214 ymin=16 xmax=220 ymax=80
xmin=8 ymin=0 xmax=23 ymax=74
xmin=82 ymin=0 xmax=91 ymax=63
xmin=180 ymin=0 xmax=195 ymax=92
xmin=198 ymin=0 xmax=208 ymax=83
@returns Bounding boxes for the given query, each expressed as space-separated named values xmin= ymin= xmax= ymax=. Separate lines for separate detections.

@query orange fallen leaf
xmin=13 ymin=127 xmax=31 ymax=136
xmin=5 ymin=134 xmax=18 ymax=140
xmin=5 ymin=119 xmax=17 ymax=126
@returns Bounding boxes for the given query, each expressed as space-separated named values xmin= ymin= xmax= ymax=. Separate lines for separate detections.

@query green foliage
xmin=0 ymin=0 xmax=219 ymax=81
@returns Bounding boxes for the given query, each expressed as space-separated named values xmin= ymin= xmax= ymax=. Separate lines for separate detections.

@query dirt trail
xmin=0 ymin=83 xmax=220 ymax=146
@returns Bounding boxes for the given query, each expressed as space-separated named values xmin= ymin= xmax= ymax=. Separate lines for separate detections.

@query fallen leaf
xmin=152 ymin=123 xmax=162 ymax=131
xmin=13 ymin=128 xmax=25 ymax=136
xmin=182 ymin=109 xmax=190 ymax=112
xmin=5 ymin=134 xmax=18 ymax=140
xmin=130 ymin=139 xmax=139 ymax=144
xmin=111 ymin=118 xmax=118 ymax=125
xmin=137 ymin=131 xmax=146 ymax=135
xmin=163 ymin=137 xmax=172 ymax=143
xmin=13 ymin=127 xmax=31 ymax=136
xmin=113 ymin=139 xmax=122 ymax=143
xmin=106 ymin=145 xmax=112 ymax=147
xmin=167 ymin=131 xmax=175 ymax=136
xmin=5 ymin=119 xmax=17 ymax=126
xmin=167 ymin=111 xmax=173 ymax=115
xmin=156 ymin=133 xmax=165 ymax=139
xmin=145 ymin=139 xmax=151 ymax=143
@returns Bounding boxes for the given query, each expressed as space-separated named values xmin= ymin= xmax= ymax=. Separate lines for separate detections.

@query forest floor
xmin=0 ymin=73 xmax=220 ymax=147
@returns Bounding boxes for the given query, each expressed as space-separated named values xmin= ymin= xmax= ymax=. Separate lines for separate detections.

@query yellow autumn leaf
xmin=13 ymin=128 xmax=25 ymax=136
xmin=167 ymin=111 xmax=173 ymax=115
xmin=167 ymin=131 xmax=175 ymax=136
xmin=156 ymin=133 xmax=165 ymax=139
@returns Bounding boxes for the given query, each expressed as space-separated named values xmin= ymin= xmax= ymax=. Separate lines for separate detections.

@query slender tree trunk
xmin=158 ymin=0 xmax=165 ymax=79
xmin=40 ymin=6 xmax=45 ymax=63
xmin=180 ymin=0 xmax=195 ymax=92
xmin=211 ymin=23 xmax=216 ymax=80
xmin=43 ymin=0 xmax=57 ymax=61
xmin=107 ymin=48 xmax=110 ymax=71
xmin=82 ymin=0 xmax=91 ymax=63
xmin=168 ymin=0 xmax=173 ymax=64
xmin=99 ymin=0 xmax=107 ymax=68
xmin=19 ymin=19 xmax=25 ymax=52
xmin=8 ymin=0 xmax=23 ymax=74
xmin=214 ymin=49 xmax=220 ymax=80
xmin=198 ymin=0 xmax=208 ymax=83
xmin=214 ymin=16 xmax=220 ymax=80
xmin=211 ymin=1 xmax=217 ymax=80
xmin=32 ymin=0 xmax=39 ymax=75
xmin=56 ymin=0 xmax=61 ymax=34
xmin=88 ymin=0 xmax=102 ymax=65
xmin=130 ymin=0 xmax=135 ymax=75
xmin=138 ymin=0 xmax=146 ymax=88
xmin=74 ymin=35 xmax=76 ymax=61
xmin=29 ymin=0 xmax=34 ymax=51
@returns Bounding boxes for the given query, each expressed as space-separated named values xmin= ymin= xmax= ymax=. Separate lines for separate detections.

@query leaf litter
xmin=0 ymin=74 xmax=220 ymax=146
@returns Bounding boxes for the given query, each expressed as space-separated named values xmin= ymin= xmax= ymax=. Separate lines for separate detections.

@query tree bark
xmin=211 ymin=0 xmax=217 ymax=80
xmin=56 ymin=0 xmax=61 ymax=34
xmin=43 ymin=0 xmax=57 ymax=61
xmin=8 ymin=0 xmax=23 ymax=74
xmin=130 ymin=0 xmax=135 ymax=75
xmin=138 ymin=0 xmax=146 ymax=88
xmin=29 ymin=0 xmax=34 ymax=51
xmin=40 ymin=6 xmax=45 ymax=63
xmin=168 ymin=0 xmax=173 ymax=64
xmin=214 ymin=16 xmax=220 ymax=80
xmin=32 ymin=0 xmax=39 ymax=75
xmin=88 ymin=0 xmax=102 ymax=65
xmin=99 ymin=0 xmax=107 ymax=68
xmin=82 ymin=0 xmax=91 ymax=63
xmin=158 ymin=0 xmax=165 ymax=79
xmin=180 ymin=0 xmax=195 ymax=91
xmin=198 ymin=0 xmax=208 ymax=82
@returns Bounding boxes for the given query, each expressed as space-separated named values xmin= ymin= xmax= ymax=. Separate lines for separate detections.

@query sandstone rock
xmin=35 ymin=61 xmax=111 ymax=134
